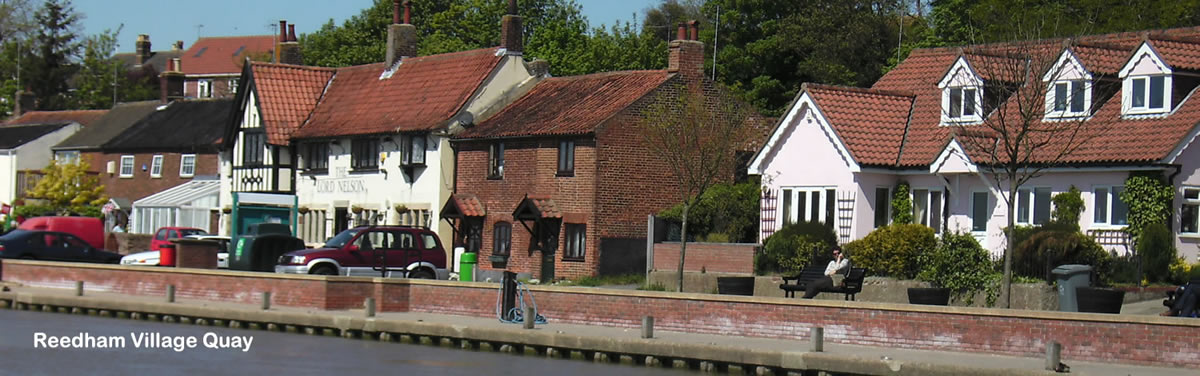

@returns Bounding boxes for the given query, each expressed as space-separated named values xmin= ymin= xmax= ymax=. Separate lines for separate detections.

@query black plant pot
xmin=716 ymin=277 xmax=755 ymax=296
xmin=908 ymin=287 xmax=951 ymax=305
xmin=1076 ymin=287 xmax=1125 ymax=314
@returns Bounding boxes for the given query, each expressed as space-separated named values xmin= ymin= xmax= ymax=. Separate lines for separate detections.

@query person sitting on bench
xmin=1163 ymin=280 xmax=1199 ymax=317
xmin=804 ymin=245 xmax=850 ymax=299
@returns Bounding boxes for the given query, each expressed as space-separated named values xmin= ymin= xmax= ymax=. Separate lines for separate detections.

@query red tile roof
xmin=1072 ymin=44 xmax=1130 ymax=74
xmin=181 ymin=35 xmax=275 ymax=76
xmin=443 ymin=194 xmax=486 ymax=217
xmin=804 ymin=84 xmax=914 ymax=166
xmin=513 ymin=195 xmax=561 ymax=220
xmin=293 ymin=48 xmax=503 ymax=139
xmin=456 ymin=70 xmax=671 ymax=139
xmin=4 ymin=110 xmax=108 ymax=127
xmin=249 ymin=62 xmax=335 ymax=145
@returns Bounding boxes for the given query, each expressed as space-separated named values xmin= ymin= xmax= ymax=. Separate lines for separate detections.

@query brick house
xmin=1 ymin=108 xmax=106 ymax=210
xmin=750 ymin=26 xmax=1200 ymax=262
xmin=179 ymin=34 xmax=275 ymax=99
xmin=448 ymin=24 xmax=760 ymax=280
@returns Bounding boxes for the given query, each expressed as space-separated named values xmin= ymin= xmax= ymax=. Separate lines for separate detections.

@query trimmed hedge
xmin=918 ymin=232 xmax=994 ymax=301
xmin=1012 ymin=227 xmax=1112 ymax=285
xmin=756 ymin=221 xmax=837 ymax=275
xmin=844 ymin=224 xmax=936 ymax=279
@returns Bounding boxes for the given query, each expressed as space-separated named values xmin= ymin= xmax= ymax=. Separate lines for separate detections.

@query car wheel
xmin=310 ymin=265 xmax=337 ymax=276
xmin=410 ymin=269 xmax=435 ymax=279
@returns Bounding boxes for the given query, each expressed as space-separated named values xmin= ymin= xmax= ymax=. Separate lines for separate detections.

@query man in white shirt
xmin=803 ymin=245 xmax=850 ymax=299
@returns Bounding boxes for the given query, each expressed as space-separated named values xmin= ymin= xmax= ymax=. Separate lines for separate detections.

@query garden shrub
xmin=1050 ymin=186 xmax=1084 ymax=230
xmin=1167 ymin=258 xmax=1194 ymax=285
xmin=1138 ymin=223 xmax=1176 ymax=284
xmin=659 ymin=181 xmax=760 ymax=243
xmin=918 ymin=232 xmax=994 ymax=302
xmin=890 ymin=182 xmax=913 ymax=225
xmin=1012 ymin=228 xmax=1113 ymax=285
xmin=756 ymin=221 xmax=837 ymax=275
xmin=843 ymin=223 xmax=935 ymax=279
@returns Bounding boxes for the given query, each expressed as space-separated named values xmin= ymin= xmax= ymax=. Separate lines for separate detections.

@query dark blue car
xmin=0 ymin=229 xmax=121 ymax=264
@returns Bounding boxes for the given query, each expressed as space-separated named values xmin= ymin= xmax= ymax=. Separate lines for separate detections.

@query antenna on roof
xmin=195 ymin=24 xmax=205 ymax=40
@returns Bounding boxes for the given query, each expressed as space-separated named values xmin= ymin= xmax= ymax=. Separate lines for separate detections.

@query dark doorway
xmin=334 ymin=207 xmax=349 ymax=234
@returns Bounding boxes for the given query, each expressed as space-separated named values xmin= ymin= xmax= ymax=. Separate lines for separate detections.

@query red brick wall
xmin=93 ymin=151 xmax=218 ymax=203
xmin=652 ymin=242 xmax=756 ymax=274
xmin=4 ymin=261 xmax=1198 ymax=368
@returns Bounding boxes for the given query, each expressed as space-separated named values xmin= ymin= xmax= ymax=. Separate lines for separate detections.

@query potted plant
xmin=393 ymin=203 xmax=408 ymax=213
xmin=297 ymin=206 xmax=310 ymax=214
xmin=221 ymin=206 xmax=232 ymax=214
xmin=351 ymin=205 xmax=364 ymax=214
xmin=1076 ymin=286 xmax=1125 ymax=314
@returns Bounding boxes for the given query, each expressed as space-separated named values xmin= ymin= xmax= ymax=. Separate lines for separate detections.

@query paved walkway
xmin=1 ymin=282 xmax=1192 ymax=376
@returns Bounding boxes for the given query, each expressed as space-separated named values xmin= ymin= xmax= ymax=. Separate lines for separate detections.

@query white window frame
xmin=1016 ymin=187 xmax=1053 ymax=225
xmin=1181 ymin=187 xmax=1200 ymax=235
xmin=1123 ymin=75 xmax=1171 ymax=115
xmin=1045 ymin=80 xmax=1091 ymax=119
xmin=911 ymin=188 xmax=944 ymax=233
xmin=228 ymin=78 xmax=238 ymax=94
xmin=873 ymin=187 xmax=891 ymax=229
xmin=1091 ymin=185 xmax=1128 ymax=228
xmin=149 ymin=155 xmax=164 ymax=178
xmin=198 ymin=79 xmax=213 ymax=98
xmin=119 ymin=155 xmax=135 ymax=178
xmin=179 ymin=154 xmax=196 ymax=177
xmin=943 ymin=86 xmax=983 ymax=124
xmin=780 ymin=186 xmax=835 ymax=225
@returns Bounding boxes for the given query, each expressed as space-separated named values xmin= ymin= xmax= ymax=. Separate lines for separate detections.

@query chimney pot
xmin=393 ymin=0 xmax=401 ymax=24
xmin=288 ymin=24 xmax=297 ymax=42
xmin=676 ymin=23 xmax=687 ymax=41
xmin=174 ymin=41 xmax=184 ymax=50
xmin=135 ymin=34 xmax=152 ymax=66
xmin=688 ymin=20 xmax=699 ymax=41
xmin=403 ymin=0 xmax=411 ymax=24
xmin=508 ymin=0 xmax=517 ymax=14
xmin=279 ymin=20 xmax=288 ymax=43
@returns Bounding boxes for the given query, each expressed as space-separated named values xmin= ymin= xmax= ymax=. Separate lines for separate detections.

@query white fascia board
xmin=930 ymin=138 xmax=978 ymax=174
xmin=748 ymin=92 xmax=860 ymax=175
xmin=1118 ymin=42 xmax=1172 ymax=78
xmin=937 ymin=56 xmax=983 ymax=89
xmin=1043 ymin=49 xmax=1093 ymax=82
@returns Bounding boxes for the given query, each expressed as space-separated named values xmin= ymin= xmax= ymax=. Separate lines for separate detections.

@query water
xmin=0 ymin=309 xmax=695 ymax=375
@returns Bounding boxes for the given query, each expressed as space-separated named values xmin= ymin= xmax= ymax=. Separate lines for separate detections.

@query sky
xmin=73 ymin=0 xmax=659 ymax=53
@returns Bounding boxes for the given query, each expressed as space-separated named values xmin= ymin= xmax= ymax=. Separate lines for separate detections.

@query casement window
xmin=179 ymin=154 xmax=196 ymax=177
xmin=119 ymin=155 xmax=135 ymax=178
xmin=228 ymin=78 xmax=238 ymax=94
xmin=971 ymin=191 xmax=990 ymax=232
xmin=150 ymin=155 xmax=163 ymax=178
xmin=303 ymin=142 xmax=329 ymax=171
xmin=948 ymin=87 xmax=978 ymax=119
xmin=874 ymin=187 xmax=890 ymax=228
xmin=400 ymin=134 xmax=426 ymax=167
xmin=780 ymin=187 xmax=835 ymax=225
xmin=241 ymin=132 xmax=265 ymax=166
xmin=1182 ymin=188 xmax=1200 ymax=234
xmin=1048 ymin=80 xmax=1089 ymax=117
xmin=198 ymin=79 xmax=212 ymax=98
xmin=351 ymin=138 xmax=379 ymax=170
xmin=563 ymin=224 xmax=585 ymax=261
xmin=493 ymin=222 xmax=512 ymax=256
xmin=912 ymin=188 xmax=944 ymax=233
xmin=557 ymin=140 xmax=575 ymax=176
xmin=1092 ymin=186 xmax=1129 ymax=226
xmin=488 ymin=143 xmax=504 ymax=179
xmin=1016 ymin=187 xmax=1052 ymax=225
xmin=1130 ymin=76 xmax=1166 ymax=111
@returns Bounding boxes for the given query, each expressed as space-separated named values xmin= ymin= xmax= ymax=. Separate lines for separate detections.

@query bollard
xmin=166 ymin=285 xmax=176 ymax=303
xmin=523 ymin=306 xmax=535 ymax=329
xmin=642 ymin=316 xmax=654 ymax=339
xmin=75 ymin=281 xmax=84 ymax=296
xmin=810 ymin=327 xmax=824 ymax=352
xmin=365 ymin=297 xmax=376 ymax=318
xmin=261 ymin=292 xmax=271 ymax=310
xmin=1045 ymin=341 xmax=1062 ymax=371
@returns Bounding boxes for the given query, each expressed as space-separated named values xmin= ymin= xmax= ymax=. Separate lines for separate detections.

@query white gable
xmin=938 ymin=57 xmax=983 ymax=89
xmin=1043 ymin=49 xmax=1093 ymax=82
xmin=748 ymin=92 xmax=860 ymax=176
xmin=1119 ymin=42 xmax=1172 ymax=78
xmin=931 ymin=139 xmax=977 ymax=174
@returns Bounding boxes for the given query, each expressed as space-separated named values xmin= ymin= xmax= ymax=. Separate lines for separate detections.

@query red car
xmin=151 ymin=227 xmax=207 ymax=266
xmin=274 ymin=226 xmax=445 ymax=278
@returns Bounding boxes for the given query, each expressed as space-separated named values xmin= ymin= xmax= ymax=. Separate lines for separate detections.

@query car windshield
xmin=179 ymin=229 xmax=207 ymax=237
xmin=324 ymin=229 xmax=358 ymax=248
xmin=0 ymin=229 xmax=30 ymax=240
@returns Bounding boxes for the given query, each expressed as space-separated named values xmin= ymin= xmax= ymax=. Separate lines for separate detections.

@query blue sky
xmin=74 ymin=0 xmax=658 ymax=53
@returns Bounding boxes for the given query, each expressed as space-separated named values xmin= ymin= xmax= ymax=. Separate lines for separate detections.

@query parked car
xmin=0 ymin=229 xmax=121 ymax=263
xmin=275 ymin=226 xmax=445 ymax=278
xmin=18 ymin=216 xmax=104 ymax=249
xmin=149 ymin=227 xmax=207 ymax=266
xmin=120 ymin=234 xmax=231 ymax=268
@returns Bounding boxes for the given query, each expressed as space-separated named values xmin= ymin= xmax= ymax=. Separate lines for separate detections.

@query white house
xmin=750 ymin=27 xmax=1200 ymax=263
xmin=0 ymin=122 xmax=82 ymax=208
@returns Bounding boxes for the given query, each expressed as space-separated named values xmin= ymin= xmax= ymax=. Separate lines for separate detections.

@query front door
xmin=536 ymin=219 xmax=560 ymax=281
xmin=334 ymin=207 xmax=349 ymax=235
xmin=465 ymin=217 xmax=483 ymax=253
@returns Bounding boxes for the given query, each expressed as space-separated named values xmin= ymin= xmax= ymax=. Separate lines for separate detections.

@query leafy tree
xmin=68 ymin=27 xmax=122 ymax=109
xmin=918 ymin=231 xmax=993 ymax=303
xmin=25 ymin=158 xmax=106 ymax=216
xmin=579 ymin=20 xmax=666 ymax=74
xmin=0 ymin=0 xmax=35 ymax=117
xmin=642 ymin=0 xmax=704 ymax=41
xmin=27 ymin=0 xmax=81 ymax=110
xmin=927 ymin=0 xmax=1200 ymax=46
xmin=657 ymin=180 xmax=760 ymax=243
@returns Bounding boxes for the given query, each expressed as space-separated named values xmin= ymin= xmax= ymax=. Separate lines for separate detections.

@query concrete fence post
xmin=642 ymin=316 xmax=654 ymax=339
xmin=261 ymin=292 xmax=271 ymax=310
xmin=166 ymin=285 xmax=176 ymax=303
xmin=365 ymin=297 xmax=376 ymax=317
xmin=1045 ymin=341 xmax=1062 ymax=371
xmin=810 ymin=327 xmax=824 ymax=352
xmin=523 ymin=306 xmax=535 ymax=329
xmin=75 ymin=281 xmax=83 ymax=296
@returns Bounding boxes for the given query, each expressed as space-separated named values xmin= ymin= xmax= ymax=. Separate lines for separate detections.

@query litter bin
xmin=459 ymin=252 xmax=476 ymax=282
xmin=1052 ymin=264 xmax=1093 ymax=312
xmin=159 ymin=243 xmax=177 ymax=267
xmin=231 ymin=234 xmax=305 ymax=272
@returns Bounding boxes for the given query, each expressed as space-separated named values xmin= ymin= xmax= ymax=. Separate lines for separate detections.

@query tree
xmin=642 ymin=0 xmax=704 ymax=41
xmin=927 ymin=0 xmax=1200 ymax=46
xmin=949 ymin=39 xmax=1114 ymax=308
xmin=0 ymin=0 xmax=35 ymax=116
xmin=68 ymin=26 xmax=121 ymax=109
xmin=640 ymin=86 xmax=751 ymax=291
xmin=25 ymin=157 xmax=106 ymax=216
xmin=26 ymin=0 xmax=81 ymax=110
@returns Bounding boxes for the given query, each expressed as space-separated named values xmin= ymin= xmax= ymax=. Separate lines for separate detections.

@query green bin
xmin=460 ymin=252 xmax=477 ymax=282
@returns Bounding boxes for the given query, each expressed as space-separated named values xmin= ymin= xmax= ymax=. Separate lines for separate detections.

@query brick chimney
xmin=277 ymin=22 xmax=303 ymax=65
xmin=159 ymin=58 xmax=185 ymax=103
xmin=135 ymin=34 xmax=152 ymax=66
xmin=500 ymin=0 xmax=522 ymax=54
xmin=667 ymin=20 xmax=704 ymax=79
xmin=173 ymin=40 xmax=184 ymax=51
xmin=386 ymin=0 xmax=418 ymax=68
xmin=13 ymin=88 xmax=35 ymax=116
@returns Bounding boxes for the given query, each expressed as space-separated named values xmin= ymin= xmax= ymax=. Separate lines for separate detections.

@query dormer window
xmin=1119 ymin=42 xmax=1172 ymax=116
xmin=1043 ymin=50 xmax=1093 ymax=119
xmin=938 ymin=57 xmax=984 ymax=125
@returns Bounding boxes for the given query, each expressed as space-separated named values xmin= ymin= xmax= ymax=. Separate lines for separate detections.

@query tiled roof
xmin=293 ymin=48 xmax=503 ymax=139
xmin=54 ymin=101 xmax=160 ymax=151
xmin=1071 ymin=44 xmax=1130 ymax=74
xmin=4 ymin=110 xmax=108 ymax=127
xmin=0 ymin=123 xmax=71 ymax=149
xmin=181 ymin=35 xmax=275 ymax=76
xmin=513 ymin=195 xmax=561 ymax=220
xmin=804 ymin=84 xmax=914 ymax=166
xmin=249 ymin=62 xmax=335 ymax=145
xmin=1150 ymin=39 xmax=1200 ymax=70
xmin=104 ymin=99 xmax=232 ymax=151
xmin=873 ymin=48 xmax=959 ymax=167
xmin=456 ymin=70 xmax=671 ymax=139
xmin=114 ymin=49 xmax=184 ymax=74
xmin=442 ymin=194 xmax=486 ymax=218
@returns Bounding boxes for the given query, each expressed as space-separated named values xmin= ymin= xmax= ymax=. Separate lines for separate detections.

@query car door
xmin=344 ymin=230 xmax=383 ymax=277
xmin=60 ymin=233 xmax=98 ymax=262
xmin=38 ymin=232 xmax=73 ymax=261
xmin=388 ymin=230 xmax=420 ymax=276
xmin=23 ymin=232 xmax=60 ymax=260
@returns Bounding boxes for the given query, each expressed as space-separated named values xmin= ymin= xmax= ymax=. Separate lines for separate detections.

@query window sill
xmin=1086 ymin=225 xmax=1128 ymax=231
xmin=350 ymin=168 xmax=378 ymax=173
xmin=562 ymin=257 xmax=585 ymax=262
xmin=487 ymin=175 xmax=503 ymax=180
xmin=556 ymin=171 xmax=574 ymax=177
xmin=1178 ymin=233 xmax=1200 ymax=239
xmin=301 ymin=169 xmax=328 ymax=175
xmin=119 ymin=175 xmax=134 ymax=179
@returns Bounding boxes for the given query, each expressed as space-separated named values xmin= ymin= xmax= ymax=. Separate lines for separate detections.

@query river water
xmin=0 ymin=309 xmax=695 ymax=375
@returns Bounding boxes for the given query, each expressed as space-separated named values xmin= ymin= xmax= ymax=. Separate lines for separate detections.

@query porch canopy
xmin=131 ymin=179 xmax=220 ymax=234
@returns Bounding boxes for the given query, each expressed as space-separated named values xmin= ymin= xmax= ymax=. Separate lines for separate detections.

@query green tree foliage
xmin=67 ymin=27 xmax=154 ymax=110
xmin=1120 ymin=175 xmax=1173 ymax=242
xmin=657 ymin=180 xmax=760 ymax=244
xmin=756 ymin=221 xmax=837 ymax=275
xmin=27 ymin=0 xmax=81 ymax=110
xmin=890 ymin=181 xmax=913 ymax=225
xmin=927 ymin=0 xmax=1200 ymax=46
xmin=579 ymin=21 xmax=666 ymax=73
xmin=0 ymin=0 xmax=35 ymax=116
xmin=918 ymin=232 xmax=993 ymax=302
xmin=1138 ymin=223 xmax=1176 ymax=284
xmin=844 ymin=223 xmax=935 ymax=279
xmin=26 ymin=158 xmax=106 ymax=216
xmin=642 ymin=0 xmax=704 ymax=41
xmin=1050 ymin=186 xmax=1084 ymax=230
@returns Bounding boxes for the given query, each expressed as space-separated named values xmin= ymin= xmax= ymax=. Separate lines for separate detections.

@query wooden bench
xmin=779 ymin=267 xmax=866 ymax=301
